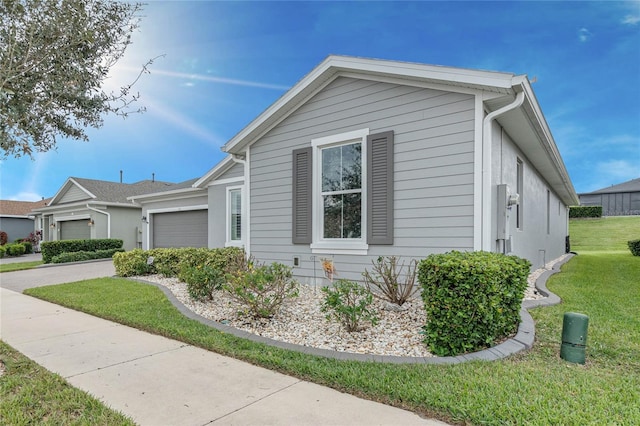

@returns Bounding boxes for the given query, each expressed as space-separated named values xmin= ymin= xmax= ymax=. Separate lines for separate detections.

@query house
xmin=0 ymin=198 xmax=50 ymax=243
xmin=32 ymin=177 xmax=176 ymax=250
xmin=578 ymin=178 xmax=640 ymax=216
xmin=138 ymin=56 xmax=579 ymax=282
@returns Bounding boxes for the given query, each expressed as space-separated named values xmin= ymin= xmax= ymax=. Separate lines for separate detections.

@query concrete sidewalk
xmin=1 ymin=287 xmax=446 ymax=425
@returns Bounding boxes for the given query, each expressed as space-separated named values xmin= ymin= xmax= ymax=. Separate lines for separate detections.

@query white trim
xmin=86 ymin=204 xmax=111 ymax=238
xmin=225 ymin=185 xmax=244 ymax=247
xmin=311 ymin=128 xmax=369 ymax=254
xmin=210 ymin=176 xmax=244 ymax=186
xmin=244 ymin=147 xmax=251 ymax=256
xmin=193 ymin=156 xmax=235 ymax=188
xmin=56 ymin=214 xmax=90 ymax=222
xmin=473 ymin=95 xmax=485 ymax=251
xmin=128 ymin=187 xmax=204 ymax=202
xmin=49 ymin=178 xmax=96 ymax=205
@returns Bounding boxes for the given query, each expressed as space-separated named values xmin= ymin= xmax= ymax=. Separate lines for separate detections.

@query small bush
xmin=321 ymin=280 xmax=379 ymax=332
xmin=362 ymin=256 xmax=418 ymax=306
xmin=113 ymin=249 xmax=155 ymax=276
xmin=569 ymin=206 xmax=602 ymax=218
xmin=18 ymin=240 xmax=33 ymax=254
xmin=41 ymin=239 xmax=123 ymax=263
xmin=5 ymin=243 xmax=26 ymax=257
xmin=628 ymin=239 xmax=640 ymax=256
xmin=0 ymin=246 xmax=6 ymax=258
xmin=51 ymin=248 xmax=124 ymax=264
xmin=418 ymin=251 xmax=531 ymax=356
xmin=0 ymin=231 xmax=7 ymax=245
xmin=223 ymin=262 xmax=298 ymax=318
xmin=180 ymin=264 xmax=224 ymax=301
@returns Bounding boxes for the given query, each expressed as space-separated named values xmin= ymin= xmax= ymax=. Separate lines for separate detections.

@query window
xmin=546 ymin=190 xmax=551 ymax=235
xmin=226 ymin=186 xmax=243 ymax=246
xmin=516 ymin=158 xmax=523 ymax=230
xmin=292 ymin=129 xmax=393 ymax=253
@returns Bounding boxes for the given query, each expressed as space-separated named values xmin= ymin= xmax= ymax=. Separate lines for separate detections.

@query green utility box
xmin=560 ymin=312 xmax=589 ymax=364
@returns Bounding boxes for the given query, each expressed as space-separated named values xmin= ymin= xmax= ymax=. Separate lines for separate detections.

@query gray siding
xmin=491 ymin=125 xmax=569 ymax=268
xmin=58 ymin=185 xmax=91 ymax=204
xmin=248 ymin=77 xmax=476 ymax=283
xmin=0 ymin=217 xmax=34 ymax=242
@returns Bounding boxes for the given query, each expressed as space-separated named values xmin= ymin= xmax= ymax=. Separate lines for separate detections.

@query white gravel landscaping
xmin=139 ymin=253 xmax=568 ymax=358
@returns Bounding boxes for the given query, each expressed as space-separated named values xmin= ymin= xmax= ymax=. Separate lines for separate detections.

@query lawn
xmin=24 ymin=217 xmax=640 ymax=425
xmin=0 ymin=340 xmax=135 ymax=425
xmin=0 ymin=260 xmax=43 ymax=273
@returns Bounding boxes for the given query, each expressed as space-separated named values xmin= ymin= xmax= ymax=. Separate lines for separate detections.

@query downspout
xmin=481 ymin=90 xmax=525 ymax=251
xmin=231 ymin=152 xmax=250 ymax=257
xmin=86 ymin=204 xmax=111 ymax=238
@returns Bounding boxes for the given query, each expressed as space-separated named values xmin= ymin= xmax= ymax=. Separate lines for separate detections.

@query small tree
xmin=0 ymin=0 xmax=156 ymax=158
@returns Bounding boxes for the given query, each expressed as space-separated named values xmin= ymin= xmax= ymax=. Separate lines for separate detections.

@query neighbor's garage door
xmin=152 ymin=210 xmax=208 ymax=248
xmin=60 ymin=219 xmax=90 ymax=240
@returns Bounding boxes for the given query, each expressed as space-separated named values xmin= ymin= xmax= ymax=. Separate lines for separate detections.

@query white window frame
xmin=310 ymin=128 xmax=369 ymax=255
xmin=226 ymin=185 xmax=244 ymax=247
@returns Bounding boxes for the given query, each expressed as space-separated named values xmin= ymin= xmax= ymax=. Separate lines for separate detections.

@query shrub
xmin=362 ymin=256 xmax=418 ymax=306
xmin=6 ymin=243 xmax=26 ymax=257
xmin=569 ymin=206 xmax=602 ymax=218
xmin=0 ymin=246 xmax=5 ymax=258
xmin=418 ymin=251 xmax=531 ymax=356
xmin=51 ymin=248 xmax=124 ymax=264
xmin=0 ymin=231 xmax=7 ymax=245
xmin=17 ymin=240 xmax=33 ymax=254
xmin=181 ymin=265 xmax=224 ymax=301
xmin=113 ymin=249 xmax=155 ymax=276
xmin=223 ymin=262 xmax=298 ymax=318
xmin=41 ymin=239 xmax=123 ymax=263
xmin=321 ymin=280 xmax=379 ymax=332
xmin=628 ymin=239 xmax=640 ymax=256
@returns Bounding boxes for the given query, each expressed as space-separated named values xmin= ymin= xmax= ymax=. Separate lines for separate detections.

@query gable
xmin=56 ymin=183 xmax=94 ymax=204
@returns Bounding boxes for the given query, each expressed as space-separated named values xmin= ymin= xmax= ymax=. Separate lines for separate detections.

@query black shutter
xmin=292 ymin=147 xmax=312 ymax=244
xmin=367 ymin=131 xmax=394 ymax=245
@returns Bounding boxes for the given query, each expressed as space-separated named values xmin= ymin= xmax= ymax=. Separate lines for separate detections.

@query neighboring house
xmin=141 ymin=56 xmax=579 ymax=283
xmin=0 ymin=198 xmax=50 ymax=242
xmin=32 ymin=177 xmax=175 ymax=250
xmin=578 ymin=178 xmax=640 ymax=216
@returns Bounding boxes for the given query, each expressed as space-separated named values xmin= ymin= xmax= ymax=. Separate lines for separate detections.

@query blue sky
xmin=1 ymin=0 xmax=639 ymax=201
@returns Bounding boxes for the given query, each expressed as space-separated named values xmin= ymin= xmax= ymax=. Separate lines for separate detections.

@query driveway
xmin=0 ymin=259 xmax=116 ymax=292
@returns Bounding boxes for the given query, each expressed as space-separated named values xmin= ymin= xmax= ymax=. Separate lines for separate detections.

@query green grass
xmin=24 ymin=217 xmax=640 ymax=425
xmin=570 ymin=216 xmax=640 ymax=253
xmin=0 ymin=341 xmax=135 ymax=425
xmin=0 ymin=261 xmax=43 ymax=273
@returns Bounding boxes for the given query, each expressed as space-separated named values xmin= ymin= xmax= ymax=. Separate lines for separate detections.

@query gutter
xmin=86 ymin=204 xmax=111 ymax=238
xmin=481 ymin=90 xmax=526 ymax=251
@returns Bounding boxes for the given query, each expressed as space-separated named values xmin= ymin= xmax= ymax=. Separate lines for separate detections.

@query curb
xmin=132 ymin=253 xmax=575 ymax=364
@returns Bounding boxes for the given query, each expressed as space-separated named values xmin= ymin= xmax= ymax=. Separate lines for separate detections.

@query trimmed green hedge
xmin=41 ymin=239 xmax=123 ymax=263
xmin=4 ymin=243 xmax=26 ymax=257
xmin=51 ymin=248 xmax=125 ymax=264
xmin=113 ymin=247 xmax=245 ymax=278
xmin=628 ymin=239 xmax=640 ymax=256
xmin=418 ymin=251 xmax=531 ymax=356
xmin=570 ymin=206 xmax=602 ymax=218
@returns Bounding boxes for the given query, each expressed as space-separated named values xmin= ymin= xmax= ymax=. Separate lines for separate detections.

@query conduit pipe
xmin=481 ymin=90 xmax=525 ymax=251
xmin=86 ymin=204 xmax=111 ymax=238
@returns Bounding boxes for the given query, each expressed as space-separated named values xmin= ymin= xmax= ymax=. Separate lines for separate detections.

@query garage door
xmin=152 ymin=210 xmax=208 ymax=248
xmin=60 ymin=219 xmax=90 ymax=240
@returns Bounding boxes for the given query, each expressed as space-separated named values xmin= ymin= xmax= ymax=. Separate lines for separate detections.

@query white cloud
xmin=8 ymin=192 xmax=44 ymax=202
xmin=622 ymin=14 xmax=640 ymax=25
xmin=596 ymin=159 xmax=639 ymax=181
xmin=578 ymin=28 xmax=592 ymax=42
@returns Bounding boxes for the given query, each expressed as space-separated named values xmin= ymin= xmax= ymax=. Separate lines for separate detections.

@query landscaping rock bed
xmin=140 ymin=253 xmax=568 ymax=358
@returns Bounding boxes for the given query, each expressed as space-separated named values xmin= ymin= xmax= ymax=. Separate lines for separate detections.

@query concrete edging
xmin=132 ymin=253 xmax=575 ymax=365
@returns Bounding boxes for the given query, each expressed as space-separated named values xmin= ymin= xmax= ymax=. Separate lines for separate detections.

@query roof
xmin=127 ymin=177 xmax=204 ymax=202
xmin=0 ymin=198 xmax=51 ymax=217
xmin=581 ymin=178 xmax=640 ymax=195
xmin=41 ymin=177 xmax=176 ymax=208
xmin=220 ymin=55 xmax=578 ymax=206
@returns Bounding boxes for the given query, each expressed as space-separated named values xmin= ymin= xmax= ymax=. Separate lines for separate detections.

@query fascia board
xmin=33 ymin=201 xmax=141 ymax=213
xmin=128 ymin=187 xmax=206 ymax=203
xmin=192 ymin=156 xmax=235 ymax=188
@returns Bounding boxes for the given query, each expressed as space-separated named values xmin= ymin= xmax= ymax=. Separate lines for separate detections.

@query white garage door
xmin=60 ymin=219 xmax=91 ymax=240
xmin=152 ymin=210 xmax=208 ymax=248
